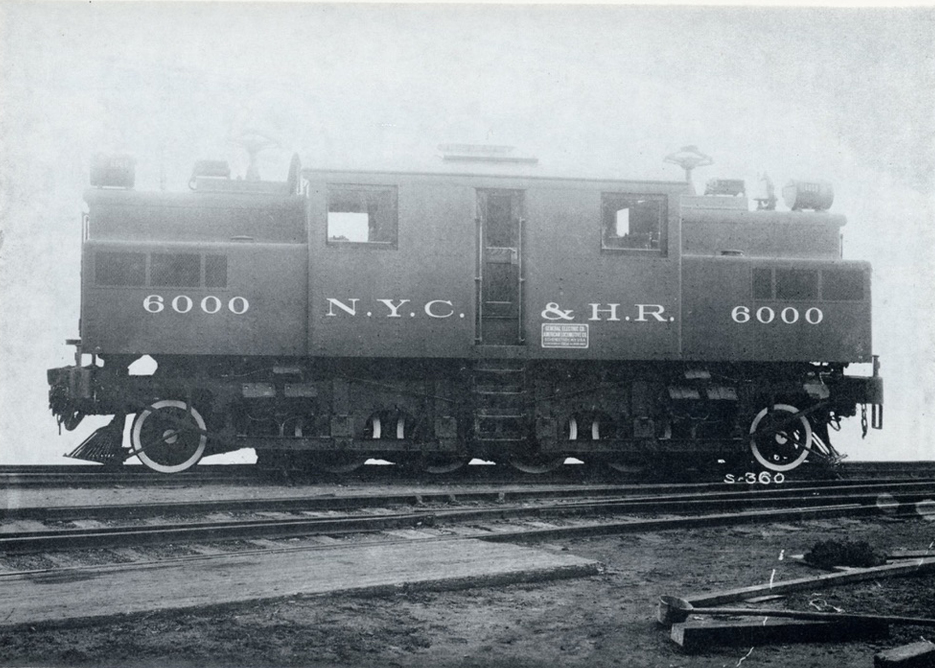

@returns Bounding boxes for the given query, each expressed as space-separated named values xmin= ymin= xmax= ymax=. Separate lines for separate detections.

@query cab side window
xmin=601 ymin=193 xmax=666 ymax=254
xmin=327 ymin=185 xmax=398 ymax=248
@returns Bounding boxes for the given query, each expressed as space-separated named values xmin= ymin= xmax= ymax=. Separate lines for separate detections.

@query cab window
xmin=601 ymin=193 xmax=666 ymax=253
xmin=327 ymin=185 xmax=398 ymax=248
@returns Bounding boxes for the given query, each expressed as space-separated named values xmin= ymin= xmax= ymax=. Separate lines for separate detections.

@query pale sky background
xmin=0 ymin=4 xmax=932 ymax=465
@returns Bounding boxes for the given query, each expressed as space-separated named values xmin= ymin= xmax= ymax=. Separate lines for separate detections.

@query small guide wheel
xmin=131 ymin=400 xmax=207 ymax=474
xmin=749 ymin=404 xmax=812 ymax=472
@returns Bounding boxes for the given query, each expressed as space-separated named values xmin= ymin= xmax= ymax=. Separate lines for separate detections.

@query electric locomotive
xmin=48 ymin=144 xmax=884 ymax=474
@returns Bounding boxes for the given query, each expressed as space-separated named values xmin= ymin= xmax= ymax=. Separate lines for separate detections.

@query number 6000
xmin=144 ymin=294 xmax=250 ymax=315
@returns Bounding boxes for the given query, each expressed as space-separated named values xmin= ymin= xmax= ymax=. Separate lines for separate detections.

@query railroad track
xmin=3 ymin=460 xmax=935 ymax=488
xmin=2 ymin=479 xmax=933 ymax=576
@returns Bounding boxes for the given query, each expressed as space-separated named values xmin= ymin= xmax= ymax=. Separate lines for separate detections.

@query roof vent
xmin=437 ymin=144 xmax=538 ymax=165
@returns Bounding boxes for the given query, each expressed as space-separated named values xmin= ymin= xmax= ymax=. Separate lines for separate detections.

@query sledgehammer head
xmin=657 ymin=595 xmax=693 ymax=626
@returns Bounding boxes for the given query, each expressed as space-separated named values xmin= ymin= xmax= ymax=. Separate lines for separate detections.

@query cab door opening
xmin=476 ymin=189 xmax=525 ymax=345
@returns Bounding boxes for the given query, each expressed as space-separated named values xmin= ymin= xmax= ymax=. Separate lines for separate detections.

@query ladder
xmin=472 ymin=360 xmax=529 ymax=444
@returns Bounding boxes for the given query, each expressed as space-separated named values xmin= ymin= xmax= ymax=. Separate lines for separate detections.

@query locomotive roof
xmin=302 ymin=165 xmax=690 ymax=190
xmin=84 ymin=188 xmax=305 ymax=208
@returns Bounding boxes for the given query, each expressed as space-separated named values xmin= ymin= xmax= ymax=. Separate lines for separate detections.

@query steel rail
xmin=0 ymin=502 xmax=898 ymax=585
xmin=4 ymin=479 xmax=935 ymax=523
xmin=3 ymin=461 xmax=934 ymax=477
xmin=6 ymin=479 xmax=935 ymax=523
xmin=1 ymin=487 xmax=931 ymax=554
xmin=1 ymin=460 xmax=934 ymax=487
xmin=1 ymin=465 xmax=932 ymax=488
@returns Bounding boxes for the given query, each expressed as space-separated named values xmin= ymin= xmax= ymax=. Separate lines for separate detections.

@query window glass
xmin=485 ymin=193 xmax=516 ymax=247
xmin=753 ymin=268 xmax=773 ymax=300
xmin=601 ymin=194 xmax=665 ymax=252
xmin=151 ymin=253 xmax=201 ymax=287
xmin=775 ymin=268 xmax=818 ymax=301
xmin=205 ymin=255 xmax=228 ymax=288
xmin=327 ymin=185 xmax=398 ymax=247
xmin=822 ymin=269 xmax=864 ymax=301
xmin=95 ymin=251 xmax=146 ymax=286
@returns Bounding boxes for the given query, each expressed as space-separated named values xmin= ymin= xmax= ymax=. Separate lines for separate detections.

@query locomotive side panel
xmin=681 ymin=256 xmax=872 ymax=362
xmin=86 ymin=192 xmax=307 ymax=244
xmin=524 ymin=183 xmax=683 ymax=359
xmin=681 ymin=208 xmax=845 ymax=259
xmin=82 ymin=240 xmax=307 ymax=356
xmin=307 ymin=174 xmax=477 ymax=358
xmin=305 ymin=171 xmax=688 ymax=360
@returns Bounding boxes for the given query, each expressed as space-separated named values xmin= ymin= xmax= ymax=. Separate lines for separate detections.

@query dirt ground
xmin=1 ymin=515 xmax=933 ymax=668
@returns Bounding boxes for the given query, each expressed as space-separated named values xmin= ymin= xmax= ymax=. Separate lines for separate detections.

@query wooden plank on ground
xmin=687 ymin=557 xmax=935 ymax=607
xmin=0 ymin=538 xmax=599 ymax=629
xmin=671 ymin=618 xmax=889 ymax=652
xmin=874 ymin=641 xmax=935 ymax=668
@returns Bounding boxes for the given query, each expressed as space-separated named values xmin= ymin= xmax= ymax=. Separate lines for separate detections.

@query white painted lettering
xmin=143 ymin=294 xmax=249 ymax=315
xmin=171 ymin=295 xmax=193 ymax=314
xmin=731 ymin=305 xmax=751 ymax=323
xmin=144 ymin=295 xmax=165 ymax=313
xmin=424 ymin=300 xmax=455 ymax=318
xmin=756 ymin=306 xmax=775 ymax=324
xmin=781 ymin=307 xmax=799 ymax=324
xmin=228 ymin=296 xmax=250 ymax=315
xmin=588 ymin=303 xmax=621 ymax=321
xmin=635 ymin=304 xmax=667 ymax=322
xmin=377 ymin=299 xmax=411 ymax=318
xmin=326 ymin=298 xmax=359 ymax=317
xmin=201 ymin=296 xmax=221 ymax=314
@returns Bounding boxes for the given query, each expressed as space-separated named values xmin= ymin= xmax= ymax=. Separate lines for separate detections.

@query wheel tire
xmin=749 ymin=404 xmax=812 ymax=472
xmin=131 ymin=400 xmax=207 ymax=474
